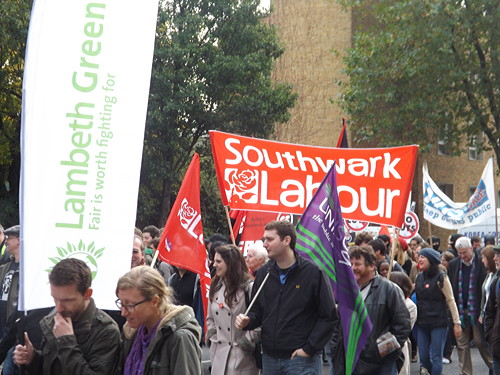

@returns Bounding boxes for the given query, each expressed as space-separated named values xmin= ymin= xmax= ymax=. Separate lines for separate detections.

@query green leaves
xmin=137 ymin=0 xmax=296 ymax=228
xmin=338 ymin=0 xmax=499 ymax=163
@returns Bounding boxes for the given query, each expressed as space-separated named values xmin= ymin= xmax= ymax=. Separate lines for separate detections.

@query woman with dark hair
xmin=415 ymin=248 xmax=462 ymax=375
xmin=440 ymin=251 xmax=455 ymax=270
xmin=479 ymin=245 xmax=497 ymax=324
xmin=206 ymin=245 xmax=259 ymax=374
xmin=377 ymin=259 xmax=390 ymax=278
xmin=115 ymin=266 xmax=202 ymax=375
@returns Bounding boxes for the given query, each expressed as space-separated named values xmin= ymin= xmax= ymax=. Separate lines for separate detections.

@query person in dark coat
xmin=13 ymin=259 xmax=120 ymax=374
xmin=347 ymin=246 xmax=411 ymax=375
xmin=447 ymin=237 xmax=493 ymax=374
xmin=484 ymin=245 xmax=500 ymax=374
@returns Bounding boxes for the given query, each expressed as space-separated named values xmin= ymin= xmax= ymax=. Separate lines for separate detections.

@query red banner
xmin=210 ymin=131 xmax=418 ymax=228
xmin=231 ymin=210 xmax=293 ymax=255
xmin=158 ymin=153 xmax=210 ymax=325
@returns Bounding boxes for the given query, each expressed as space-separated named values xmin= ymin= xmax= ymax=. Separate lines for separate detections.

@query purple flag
xmin=296 ymin=162 xmax=372 ymax=374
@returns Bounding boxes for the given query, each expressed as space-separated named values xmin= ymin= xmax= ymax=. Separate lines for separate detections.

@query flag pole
xmin=150 ymin=249 xmax=159 ymax=268
xmin=244 ymin=272 xmax=270 ymax=315
xmin=387 ymin=227 xmax=400 ymax=279
xmin=224 ymin=206 xmax=237 ymax=245
xmin=427 ymin=221 xmax=433 ymax=247
xmin=492 ymin=156 xmax=498 ymax=245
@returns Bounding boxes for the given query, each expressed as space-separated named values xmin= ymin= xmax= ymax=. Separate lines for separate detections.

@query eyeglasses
xmin=115 ymin=298 xmax=149 ymax=312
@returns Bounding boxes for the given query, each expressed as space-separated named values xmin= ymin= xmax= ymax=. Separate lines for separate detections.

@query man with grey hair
xmin=245 ymin=243 xmax=268 ymax=277
xmin=447 ymin=236 xmax=493 ymax=374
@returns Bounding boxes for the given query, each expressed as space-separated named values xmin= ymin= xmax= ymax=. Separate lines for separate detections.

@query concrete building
xmin=266 ymin=0 xmax=500 ymax=246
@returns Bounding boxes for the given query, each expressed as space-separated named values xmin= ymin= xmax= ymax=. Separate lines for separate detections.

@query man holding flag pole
xmin=235 ymin=219 xmax=338 ymax=374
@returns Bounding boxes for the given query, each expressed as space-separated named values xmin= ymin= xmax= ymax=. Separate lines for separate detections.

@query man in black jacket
xmin=447 ymin=236 xmax=493 ymax=375
xmin=348 ymin=246 xmax=410 ymax=375
xmin=235 ymin=220 xmax=337 ymax=375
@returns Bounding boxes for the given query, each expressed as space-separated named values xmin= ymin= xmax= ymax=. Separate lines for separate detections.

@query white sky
xmin=260 ymin=0 xmax=270 ymax=11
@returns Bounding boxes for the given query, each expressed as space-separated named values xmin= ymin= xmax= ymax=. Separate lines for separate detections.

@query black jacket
xmin=353 ymin=275 xmax=410 ymax=375
xmin=245 ymin=251 xmax=338 ymax=358
xmin=415 ymin=270 xmax=449 ymax=328
xmin=447 ymin=251 xmax=486 ymax=321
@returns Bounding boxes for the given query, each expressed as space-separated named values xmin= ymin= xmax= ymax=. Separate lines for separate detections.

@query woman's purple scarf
xmin=124 ymin=320 xmax=161 ymax=375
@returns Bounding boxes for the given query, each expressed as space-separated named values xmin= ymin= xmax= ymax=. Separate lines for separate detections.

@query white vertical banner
xmin=20 ymin=0 xmax=159 ymax=310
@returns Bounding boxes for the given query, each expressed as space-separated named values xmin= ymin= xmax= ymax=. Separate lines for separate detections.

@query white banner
xmin=423 ymin=157 xmax=496 ymax=229
xmin=20 ymin=0 xmax=159 ymax=310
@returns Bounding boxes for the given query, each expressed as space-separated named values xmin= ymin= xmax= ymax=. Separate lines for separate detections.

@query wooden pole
xmin=387 ymin=227 xmax=400 ymax=279
xmin=224 ymin=206 xmax=237 ymax=245
xmin=427 ymin=221 xmax=433 ymax=247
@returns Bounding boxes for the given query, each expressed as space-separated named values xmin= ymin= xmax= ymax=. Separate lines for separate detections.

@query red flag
xmin=231 ymin=210 xmax=294 ymax=255
xmin=158 ymin=153 xmax=210 ymax=329
xmin=378 ymin=225 xmax=391 ymax=237
xmin=209 ymin=130 xmax=418 ymax=227
xmin=336 ymin=117 xmax=349 ymax=148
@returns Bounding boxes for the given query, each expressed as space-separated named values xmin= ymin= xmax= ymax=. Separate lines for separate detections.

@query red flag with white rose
xmin=157 ymin=153 xmax=210 ymax=329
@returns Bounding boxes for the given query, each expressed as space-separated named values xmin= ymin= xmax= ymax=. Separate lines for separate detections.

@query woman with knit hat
xmin=415 ymin=248 xmax=462 ymax=375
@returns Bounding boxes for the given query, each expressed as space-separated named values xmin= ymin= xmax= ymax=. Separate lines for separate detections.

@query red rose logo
xmin=226 ymin=169 xmax=258 ymax=203
xmin=178 ymin=198 xmax=196 ymax=228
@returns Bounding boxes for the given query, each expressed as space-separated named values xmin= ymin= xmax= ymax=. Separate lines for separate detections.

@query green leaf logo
xmin=46 ymin=240 xmax=105 ymax=280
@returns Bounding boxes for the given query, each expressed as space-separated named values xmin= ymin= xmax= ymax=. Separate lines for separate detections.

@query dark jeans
xmin=262 ymin=353 xmax=322 ymax=375
xmin=417 ymin=325 xmax=448 ymax=375
xmin=493 ymin=358 xmax=500 ymax=375
xmin=2 ymin=347 xmax=18 ymax=375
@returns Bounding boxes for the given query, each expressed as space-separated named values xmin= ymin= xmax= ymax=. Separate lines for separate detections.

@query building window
xmin=438 ymin=183 xmax=454 ymax=200
xmin=438 ymin=127 xmax=451 ymax=156
xmin=469 ymin=134 xmax=483 ymax=161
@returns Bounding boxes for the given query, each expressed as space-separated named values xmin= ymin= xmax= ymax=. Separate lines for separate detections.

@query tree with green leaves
xmin=137 ymin=0 xmax=296 ymax=232
xmin=0 ymin=0 xmax=32 ymax=225
xmin=338 ymin=0 xmax=498 ymax=164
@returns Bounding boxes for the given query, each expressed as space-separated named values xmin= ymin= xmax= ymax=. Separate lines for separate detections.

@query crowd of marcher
xmin=0 ymin=222 xmax=498 ymax=375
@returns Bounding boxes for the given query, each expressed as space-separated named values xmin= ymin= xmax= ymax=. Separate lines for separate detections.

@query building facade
xmin=267 ymin=0 xmax=500 ymax=246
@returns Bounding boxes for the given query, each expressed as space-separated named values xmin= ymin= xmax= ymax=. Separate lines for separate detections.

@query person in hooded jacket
xmin=115 ymin=266 xmax=202 ymax=375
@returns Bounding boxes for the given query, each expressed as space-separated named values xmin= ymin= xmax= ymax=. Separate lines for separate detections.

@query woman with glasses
xmin=206 ymin=244 xmax=259 ymax=374
xmin=115 ymin=266 xmax=202 ymax=375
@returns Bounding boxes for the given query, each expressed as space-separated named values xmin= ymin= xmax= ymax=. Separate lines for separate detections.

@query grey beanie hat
xmin=419 ymin=247 xmax=441 ymax=265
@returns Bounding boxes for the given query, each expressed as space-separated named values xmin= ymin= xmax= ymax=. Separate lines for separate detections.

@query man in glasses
xmin=13 ymin=258 xmax=120 ymax=374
